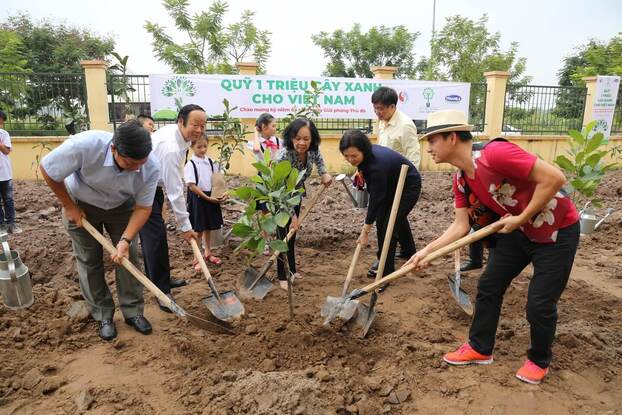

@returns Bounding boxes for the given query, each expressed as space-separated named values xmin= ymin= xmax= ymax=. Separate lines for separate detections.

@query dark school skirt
xmin=187 ymin=191 xmax=223 ymax=232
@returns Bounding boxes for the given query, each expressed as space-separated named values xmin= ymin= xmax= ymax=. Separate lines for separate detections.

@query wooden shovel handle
xmin=268 ymin=184 xmax=327 ymax=261
xmin=356 ymin=221 xmax=503 ymax=295
xmin=82 ymin=219 xmax=174 ymax=308
xmin=341 ymin=242 xmax=363 ymax=297
xmin=190 ymin=238 xmax=222 ymax=301
xmin=374 ymin=164 xmax=409 ymax=283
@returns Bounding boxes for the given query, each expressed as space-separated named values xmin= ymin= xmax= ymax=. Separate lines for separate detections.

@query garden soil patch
xmin=1 ymin=171 xmax=622 ymax=414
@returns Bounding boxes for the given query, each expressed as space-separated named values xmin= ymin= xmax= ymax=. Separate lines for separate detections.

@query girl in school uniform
xmin=250 ymin=112 xmax=282 ymax=162
xmin=184 ymin=135 xmax=226 ymax=269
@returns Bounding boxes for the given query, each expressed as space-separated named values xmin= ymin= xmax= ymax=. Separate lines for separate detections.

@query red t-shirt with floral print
xmin=453 ymin=140 xmax=579 ymax=243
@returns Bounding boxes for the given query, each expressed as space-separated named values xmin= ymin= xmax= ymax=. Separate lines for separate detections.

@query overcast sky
xmin=3 ymin=0 xmax=621 ymax=84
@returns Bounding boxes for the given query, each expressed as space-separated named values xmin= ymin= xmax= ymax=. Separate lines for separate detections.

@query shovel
xmin=351 ymin=165 xmax=409 ymax=338
xmin=335 ymin=173 xmax=358 ymax=206
xmin=82 ymin=219 xmax=234 ymax=334
xmin=191 ymin=239 xmax=244 ymax=322
xmin=238 ymin=184 xmax=327 ymax=300
xmin=321 ymin=242 xmax=363 ymax=325
xmin=342 ymin=221 xmax=504 ymax=308
xmin=447 ymin=248 xmax=474 ymax=316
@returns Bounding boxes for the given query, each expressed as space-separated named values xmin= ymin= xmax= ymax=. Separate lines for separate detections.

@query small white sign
xmin=591 ymin=75 xmax=620 ymax=137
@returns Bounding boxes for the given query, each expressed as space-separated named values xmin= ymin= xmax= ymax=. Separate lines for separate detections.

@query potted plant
xmin=554 ymin=121 xmax=616 ymax=234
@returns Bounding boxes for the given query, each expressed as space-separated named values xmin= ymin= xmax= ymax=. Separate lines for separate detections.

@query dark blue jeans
xmin=0 ymin=179 xmax=16 ymax=225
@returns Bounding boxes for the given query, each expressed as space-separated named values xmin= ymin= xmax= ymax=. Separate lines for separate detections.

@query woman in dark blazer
xmin=339 ymin=129 xmax=422 ymax=286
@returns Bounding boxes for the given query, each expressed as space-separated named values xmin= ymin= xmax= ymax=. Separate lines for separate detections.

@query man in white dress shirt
xmin=139 ymin=104 xmax=205 ymax=312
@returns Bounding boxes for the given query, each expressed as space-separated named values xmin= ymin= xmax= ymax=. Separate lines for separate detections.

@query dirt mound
xmin=1 ymin=171 xmax=622 ymax=414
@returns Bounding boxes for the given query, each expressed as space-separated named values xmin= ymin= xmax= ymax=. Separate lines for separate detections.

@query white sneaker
xmin=7 ymin=224 xmax=22 ymax=234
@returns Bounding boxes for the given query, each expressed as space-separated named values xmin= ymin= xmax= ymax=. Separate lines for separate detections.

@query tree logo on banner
xmin=155 ymin=76 xmax=197 ymax=119
xmin=422 ymin=88 xmax=434 ymax=108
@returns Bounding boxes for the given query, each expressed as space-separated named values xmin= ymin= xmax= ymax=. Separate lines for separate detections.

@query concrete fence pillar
xmin=483 ymin=71 xmax=510 ymax=137
xmin=581 ymin=76 xmax=598 ymax=128
xmin=80 ymin=60 xmax=111 ymax=131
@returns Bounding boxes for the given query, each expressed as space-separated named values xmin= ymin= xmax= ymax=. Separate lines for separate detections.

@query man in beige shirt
xmin=373 ymin=87 xmax=421 ymax=168
xmin=367 ymin=87 xmax=421 ymax=277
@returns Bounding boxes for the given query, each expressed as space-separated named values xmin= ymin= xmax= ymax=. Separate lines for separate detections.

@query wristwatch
xmin=120 ymin=236 xmax=132 ymax=245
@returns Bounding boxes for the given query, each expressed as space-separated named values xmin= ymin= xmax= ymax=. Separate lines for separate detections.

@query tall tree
xmin=555 ymin=34 xmax=622 ymax=120
xmin=145 ymin=0 xmax=271 ymax=74
xmin=558 ymin=34 xmax=622 ymax=85
xmin=312 ymin=24 xmax=419 ymax=79
xmin=0 ymin=12 xmax=115 ymax=74
xmin=0 ymin=12 xmax=115 ymax=126
xmin=420 ymin=14 xmax=531 ymax=85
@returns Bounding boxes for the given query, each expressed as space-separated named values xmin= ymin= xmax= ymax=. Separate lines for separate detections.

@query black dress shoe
xmin=98 ymin=319 xmax=117 ymax=341
xmin=378 ymin=283 xmax=391 ymax=293
xmin=124 ymin=315 xmax=152 ymax=335
xmin=367 ymin=259 xmax=379 ymax=278
xmin=460 ymin=261 xmax=483 ymax=272
xmin=170 ymin=278 xmax=187 ymax=289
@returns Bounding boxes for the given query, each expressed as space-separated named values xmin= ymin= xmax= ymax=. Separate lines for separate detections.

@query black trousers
xmin=139 ymin=187 xmax=172 ymax=294
xmin=467 ymin=239 xmax=484 ymax=264
xmin=276 ymin=203 xmax=301 ymax=281
xmin=468 ymin=221 xmax=580 ymax=368
xmin=375 ymin=182 xmax=421 ymax=276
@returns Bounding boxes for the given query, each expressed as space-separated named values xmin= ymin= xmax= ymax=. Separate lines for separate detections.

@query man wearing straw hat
xmin=40 ymin=120 xmax=160 ymax=341
xmin=406 ymin=109 xmax=580 ymax=385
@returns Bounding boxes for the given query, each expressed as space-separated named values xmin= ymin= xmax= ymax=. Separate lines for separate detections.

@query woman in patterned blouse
xmin=274 ymin=118 xmax=332 ymax=289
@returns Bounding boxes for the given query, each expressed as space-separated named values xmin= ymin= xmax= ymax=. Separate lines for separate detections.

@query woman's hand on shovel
xmin=357 ymin=224 xmax=372 ymax=245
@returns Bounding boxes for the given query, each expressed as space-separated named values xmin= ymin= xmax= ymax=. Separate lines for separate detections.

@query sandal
xmin=206 ymin=255 xmax=222 ymax=266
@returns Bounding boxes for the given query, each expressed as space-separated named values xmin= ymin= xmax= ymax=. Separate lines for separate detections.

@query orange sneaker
xmin=443 ymin=343 xmax=493 ymax=365
xmin=516 ymin=360 xmax=549 ymax=385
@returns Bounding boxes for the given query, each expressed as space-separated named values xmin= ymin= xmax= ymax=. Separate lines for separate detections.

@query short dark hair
xmin=282 ymin=118 xmax=320 ymax=152
xmin=440 ymin=130 xmax=473 ymax=142
xmin=177 ymin=104 xmax=205 ymax=126
xmin=113 ymin=120 xmax=152 ymax=159
xmin=0 ymin=110 xmax=6 ymax=122
xmin=137 ymin=114 xmax=154 ymax=125
xmin=256 ymin=112 xmax=275 ymax=129
xmin=371 ymin=87 xmax=398 ymax=107
xmin=339 ymin=129 xmax=373 ymax=161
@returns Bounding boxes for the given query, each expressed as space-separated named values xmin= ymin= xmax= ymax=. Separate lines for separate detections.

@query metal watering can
xmin=335 ymin=173 xmax=369 ymax=209
xmin=0 ymin=232 xmax=33 ymax=310
xmin=579 ymin=202 xmax=614 ymax=235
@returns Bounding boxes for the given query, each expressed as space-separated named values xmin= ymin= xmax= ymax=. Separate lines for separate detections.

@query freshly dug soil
xmin=1 ymin=170 xmax=621 ymax=414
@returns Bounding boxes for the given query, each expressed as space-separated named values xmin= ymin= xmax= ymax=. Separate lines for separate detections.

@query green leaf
xmin=253 ymin=162 xmax=271 ymax=177
xmin=232 ymin=223 xmax=255 ymax=237
xmin=286 ymin=168 xmax=299 ymax=189
xmin=287 ymin=195 xmax=301 ymax=206
xmin=274 ymin=211 xmax=290 ymax=227
xmin=232 ymin=186 xmax=253 ymax=200
xmin=585 ymin=133 xmax=605 ymax=153
xmin=260 ymin=216 xmax=277 ymax=234
xmin=568 ymin=129 xmax=584 ymax=145
xmin=256 ymin=239 xmax=266 ymax=256
xmin=554 ymin=155 xmax=574 ymax=172
xmin=270 ymin=239 xmax=289 ymax=252
xmin=273 ymin=160 xmax=292 ymax=183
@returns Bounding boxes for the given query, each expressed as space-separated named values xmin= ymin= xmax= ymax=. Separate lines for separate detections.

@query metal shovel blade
xmin=239 ymin=267 xmax=274 ymax=300
xmin=447 ymin=275 xmax=474 ymax=316
xmin=354 ymin=292 xmax=378 ymax=338
xmin=185 ymin=312 xmax=235 ymax=334
xmin=202 ymin=290 xmax=245 ymax=322
xmin=321 ymin=296 xmax=360 ymax=326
